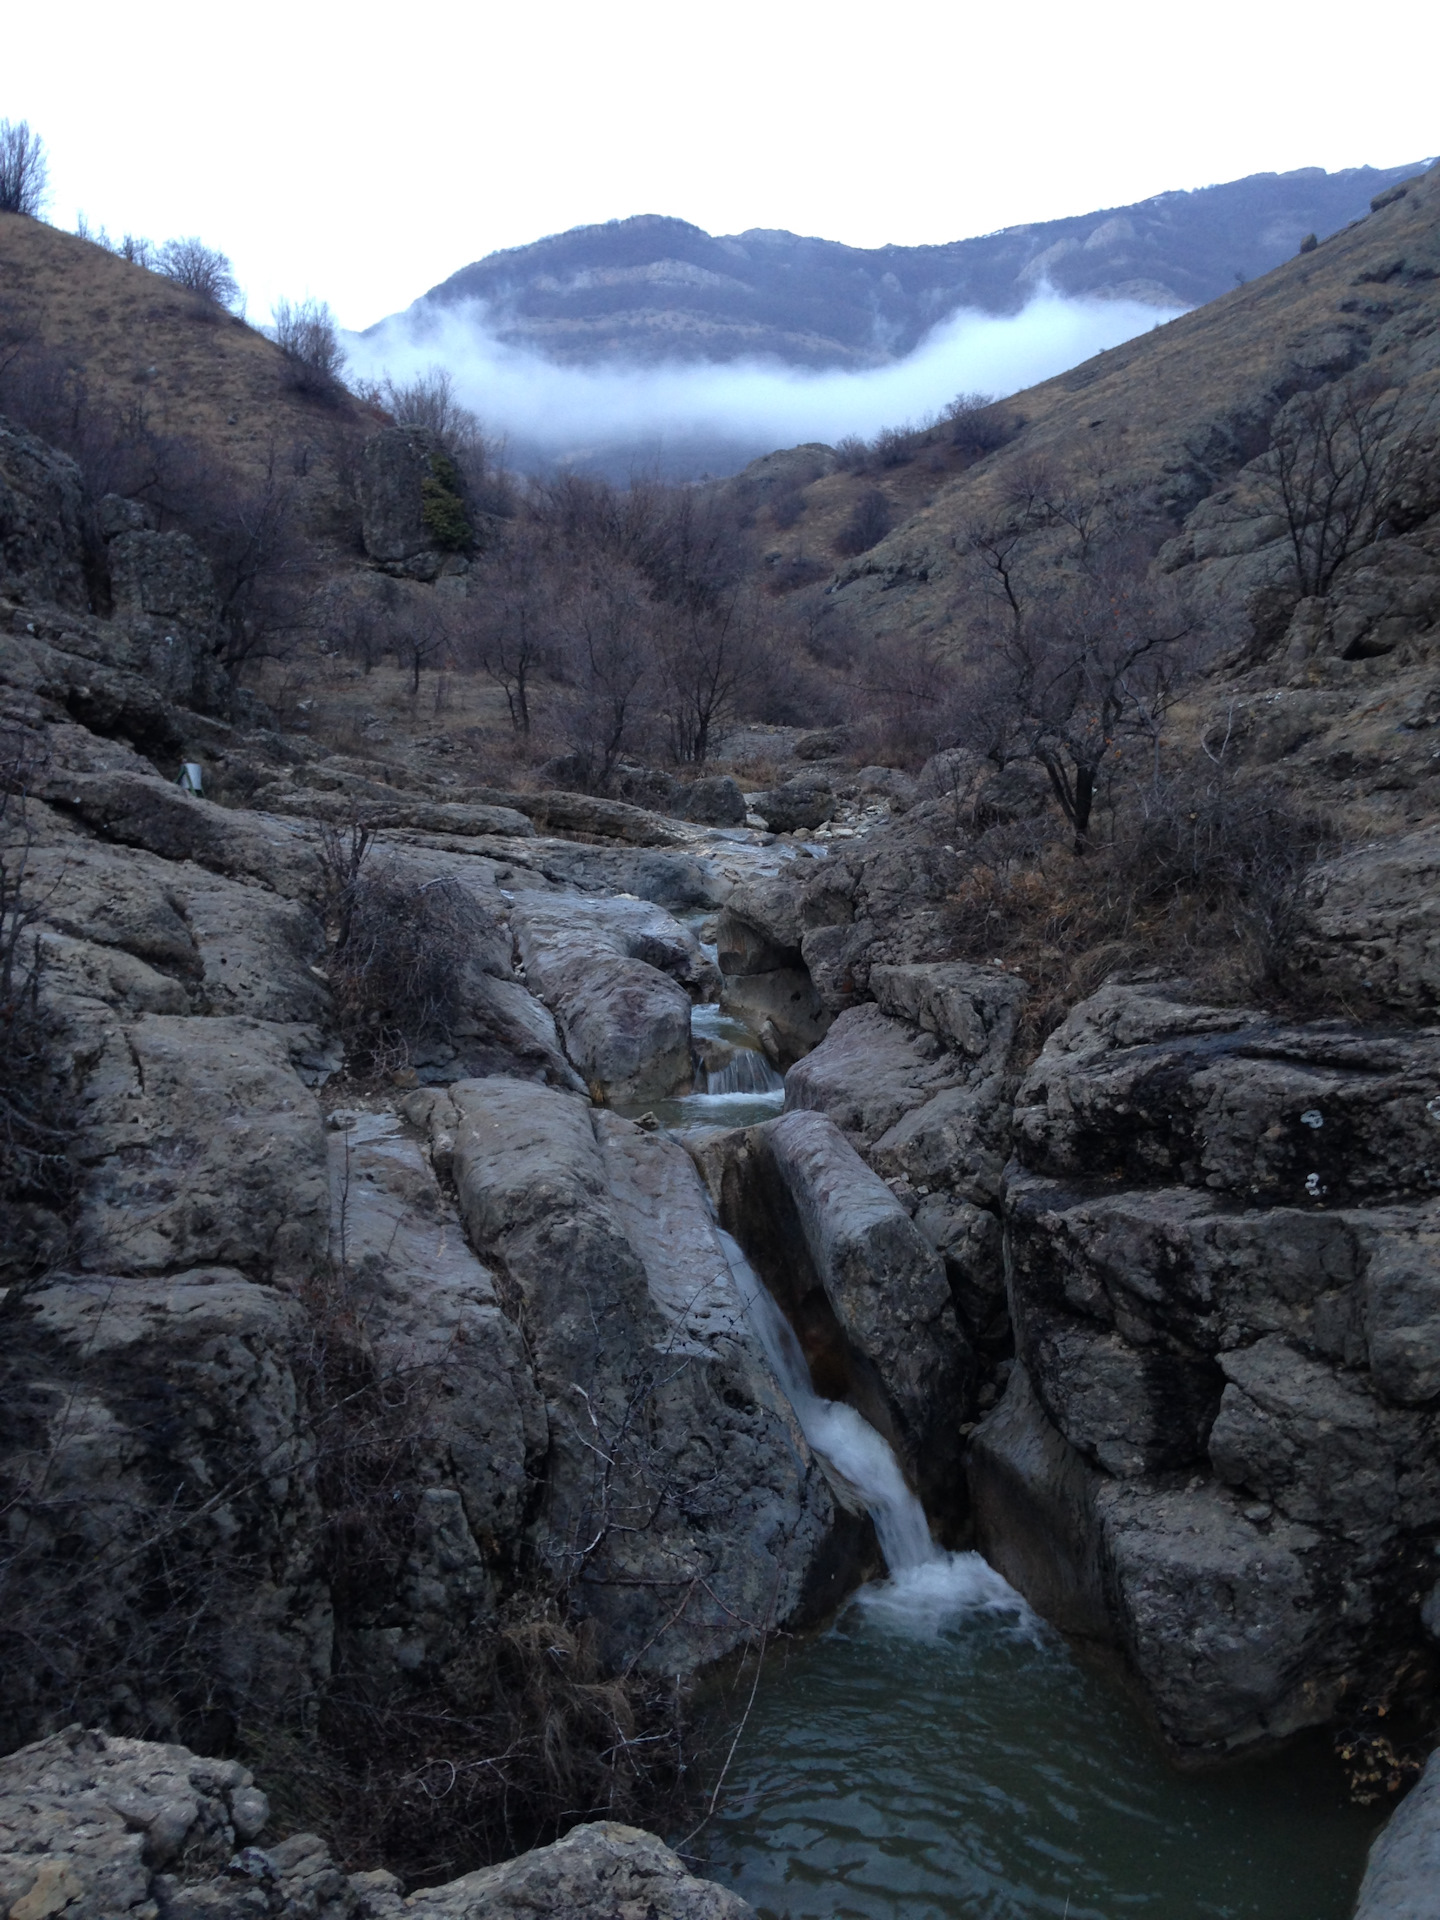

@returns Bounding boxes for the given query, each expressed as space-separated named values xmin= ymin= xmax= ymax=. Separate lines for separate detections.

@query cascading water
xmin=705 ymin=1051 xmax=785 ymax=1098
xmin=718 ymin=1229 xmax=1027 ymax=1619
xmin=701 ymin=1229 xmax=1377 ymax=1920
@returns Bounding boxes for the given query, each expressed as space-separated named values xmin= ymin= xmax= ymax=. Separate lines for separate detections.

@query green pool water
xmin=691 ymin=1559 xmax=1379 ymax=1920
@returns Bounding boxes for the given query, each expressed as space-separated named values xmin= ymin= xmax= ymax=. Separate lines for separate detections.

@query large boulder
xmin=1295 ymin=823 xmax=1440 ymax=1023
xmin=3 ymin=1273 xmax=330 ymax=1751
xmin=325 ymin=1110 xmax=546 ymax=1674
xmin=417 ymin=1077 xmax=846 ymax=1673
xmin=359 ymin=425 xmax=465 ymax=565
xmin=511 ymin=894 xmax=718 ymax=1104
xmin=73 ymin=1013 xmax=330 ymax=1280
xmin=385 ymin=1821 xmax=756 ymax=1919
xmin=0 ymin=1729 xmax=755 ymax=1920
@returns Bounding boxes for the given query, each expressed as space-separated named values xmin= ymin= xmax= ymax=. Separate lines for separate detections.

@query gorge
xmin=3 ymin=155 xmax=1440 ymax=1920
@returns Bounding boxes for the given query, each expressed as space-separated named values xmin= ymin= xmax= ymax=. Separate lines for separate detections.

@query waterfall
xmin=705 ymin=1051 xmax=784 ymax=1097
xmin=718 ymin=1228 xmax=937 ymax=1573
xmin=718 ymin=1228 xmax=1035 ymax=1632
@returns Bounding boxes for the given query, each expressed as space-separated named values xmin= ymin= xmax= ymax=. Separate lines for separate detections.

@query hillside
xmin=0 ymin=211 xmax=377 ymax=526
xmin=384 ymin=164 xmax=1424 ymax=371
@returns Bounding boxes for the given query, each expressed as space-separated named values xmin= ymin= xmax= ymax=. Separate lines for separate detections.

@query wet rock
xmin=969 ymin=1367 xmax=1342 ymax=1754
xmin=430 ymin=1077 xmax=844 ymax=1672
xmin=994 ymin=979 xmax=1440 ymax=1758
xmin=700 ymin=1109 xmax=973 ymax=1512
xmin=511 ymin=894 xmax=717 ymax=1104
xmin=1352 ymin=1747 xmax=1440 ymax=1920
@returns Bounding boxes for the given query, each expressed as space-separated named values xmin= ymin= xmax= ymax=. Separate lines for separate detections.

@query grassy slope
xmin=0 ymin=212 xmax=377 ymax=507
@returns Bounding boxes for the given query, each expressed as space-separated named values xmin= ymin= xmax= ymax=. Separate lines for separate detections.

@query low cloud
xmin=345 ymin=291 xmax=1185 ymax=475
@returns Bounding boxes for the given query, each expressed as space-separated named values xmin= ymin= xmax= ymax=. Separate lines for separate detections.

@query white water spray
xmin=718 ymin=1229 xmax=1033 ymax=1631
xmin=705 ymin=1051 xmax=784 ymax=1098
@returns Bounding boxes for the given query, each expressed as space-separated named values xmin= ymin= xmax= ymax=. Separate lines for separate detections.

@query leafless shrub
xmin=271 ymin=297 xmax=346 ymax=396
xmin=0 ymin=120 xmax=48 ymax=217
xmin=945 ymin=391 xmax=1017 ymax=457
xmin=1254 ymin=373 xmax=1440 ymax=600
xmin=833 ymin=434 xmax=869 ymax=472
xmin=318 ymin=825 xmax=483 ymax=1075
xmin=155 ymin=237 xmax=242 ymax=311
xmin=833 ymin=487 xmax=893 ymax=558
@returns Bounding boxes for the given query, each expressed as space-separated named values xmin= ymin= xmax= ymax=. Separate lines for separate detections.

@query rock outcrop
xmin=0 ymin=1727 xmax=754 ymax=1920
xmin=971 ymin=984 xmax=1440 ymax=1758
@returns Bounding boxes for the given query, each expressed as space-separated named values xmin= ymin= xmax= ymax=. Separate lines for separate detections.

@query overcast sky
xmin=6 ymin=0 xmax=1437 ymax=331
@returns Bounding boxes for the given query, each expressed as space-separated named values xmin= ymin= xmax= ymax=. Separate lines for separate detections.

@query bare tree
xmin=0 ymin=121 xmax=48 ymax=217
xmin=391 ymin=585 xmax=453 ymax=696
xmin=559 ymin=570 xmax=655 ymax=790
xmin=1255 ymin=374 xmax=1438 ymax=599
xmin=462 ymin=525 xmax=558 ymax=736
xmin=986 ymin=546 xmax=1195 ymax=850
xmin=271 ymin=297 xmax=345 ymax=391
xmin=156 ymin=237 xmax=242 ymax=310
xmin=656 ymin=595 xmax=758 ymax=764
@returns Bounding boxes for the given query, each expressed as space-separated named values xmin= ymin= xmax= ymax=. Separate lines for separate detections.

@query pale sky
xmin=6 ymin=0 xmax=1437 ymax=331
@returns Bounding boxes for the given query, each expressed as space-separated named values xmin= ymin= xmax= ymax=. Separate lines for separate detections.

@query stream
xmin=676 ymin=1128 xmax=1379 ymax=1920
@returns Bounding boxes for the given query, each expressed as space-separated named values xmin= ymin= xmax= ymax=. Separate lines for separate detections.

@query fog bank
xmin=346 ymin=291 xmax=1186 ymax=475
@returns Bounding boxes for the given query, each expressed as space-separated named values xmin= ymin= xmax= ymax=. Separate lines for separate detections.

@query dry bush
xmin=936 ymin=755 xmax=1335 ymax=1042
xmin=319 ymin=826 xmax=488 ymax=1076
xmin=155 ymin=237 xmax=242 ymax=311
xmin=833 ymin=487 xmax=893 ymax=558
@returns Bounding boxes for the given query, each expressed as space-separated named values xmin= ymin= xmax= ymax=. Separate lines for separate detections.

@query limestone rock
xmin=1353 ymin=1747 xmax=1440 ymax=1920
xmin=426 ymin=1077 xmax=844 ymax=1672
xmin=765 ymin=1109 xmax=972 ymax=1500
xmin=387 ymin=1821 xmax=756 ymax=1918
xmin=681 ymin=773 xmax=746 ymax=826
xmin=752 ymin=776 xmax=835 ymax=833
xmin=359 ymin=426 xmax=457 ymax=565
xmin=73 ymin=1014 xmax=330 ymax=1279
xmin=1296 ymin=824 xmax=1440 ymax=1022
xmin=326 ymin=1111 xmax=545 ymax=1668
xmin=511 ymin=894 xmax=717 ymax=1104
xmin=0 ymin=418 xmax=89 ymax=610
xmin=1014 ymin=984 xmax=1440 ymax=1207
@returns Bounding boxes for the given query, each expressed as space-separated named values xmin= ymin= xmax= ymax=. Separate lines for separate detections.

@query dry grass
xmin=0 ymin=212 xmax=378 ymax=536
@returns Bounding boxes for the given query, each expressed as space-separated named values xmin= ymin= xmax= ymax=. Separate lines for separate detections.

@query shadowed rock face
xmin=972 ymin=984 xmax=1440 ymax=1760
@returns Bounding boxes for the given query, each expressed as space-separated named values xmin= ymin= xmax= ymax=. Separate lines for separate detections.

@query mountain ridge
xmin=381 ymin=163 xmax=1428 ymax=370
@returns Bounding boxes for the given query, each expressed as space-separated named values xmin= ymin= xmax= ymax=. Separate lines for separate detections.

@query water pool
xmin=693 ymin=1557 xmax=1378 ymax=1920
